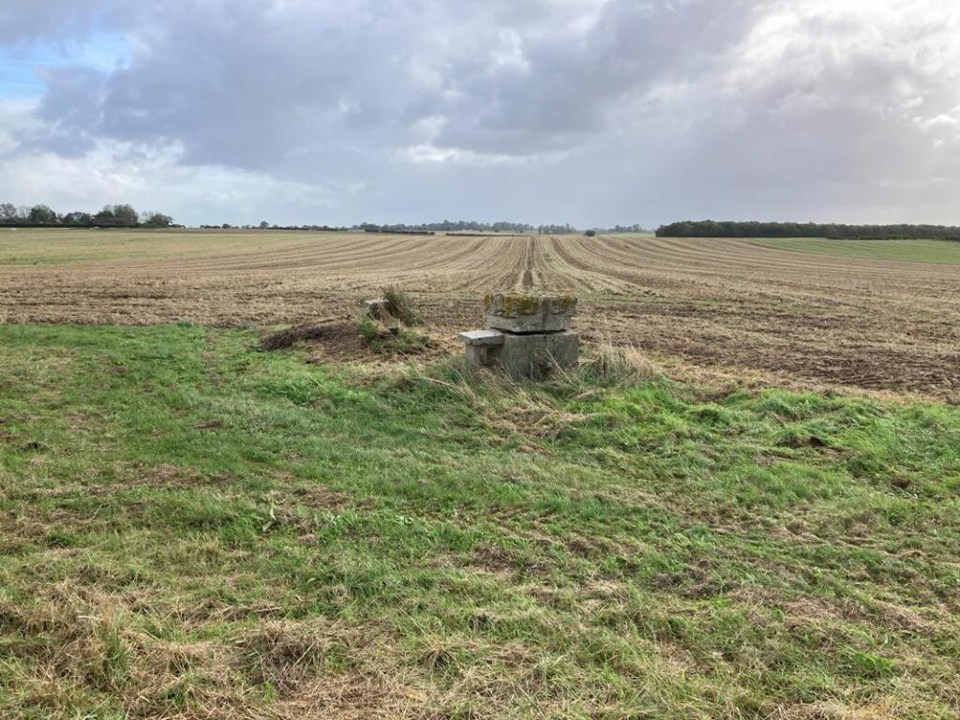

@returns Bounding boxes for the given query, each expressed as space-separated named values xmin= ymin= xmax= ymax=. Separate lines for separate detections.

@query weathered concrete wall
xmin=499 ymin=331 xmax=579 ymax=379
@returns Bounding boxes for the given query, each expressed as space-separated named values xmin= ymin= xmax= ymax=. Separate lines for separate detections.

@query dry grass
xmin=0 ymin=582 xmax=421 ymax=719
xmin=586 ymin=343 xmax=660 ymax=384
xmin=379 ymin=285 xmax=423 ymax=327
xmin=259 ymin=320 xmax=337 ymax=351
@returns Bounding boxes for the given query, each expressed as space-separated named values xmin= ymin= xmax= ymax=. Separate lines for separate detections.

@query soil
xmin=2 ymin=231 xmax=957 ymax=399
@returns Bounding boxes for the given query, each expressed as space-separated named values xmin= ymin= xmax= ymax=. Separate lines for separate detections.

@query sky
xmin=1 ymin=0 xmax=959 ymax=228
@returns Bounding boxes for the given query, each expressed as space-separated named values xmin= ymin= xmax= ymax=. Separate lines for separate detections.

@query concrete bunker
xmin=460 ymin=293 xmax=579 ymax=379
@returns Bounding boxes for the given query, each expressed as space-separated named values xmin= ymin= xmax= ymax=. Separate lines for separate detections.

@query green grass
xmin=748 ymin=237 xmax=960 ymax=265
xmin=1 ymin=325 xmax=958 ymax=719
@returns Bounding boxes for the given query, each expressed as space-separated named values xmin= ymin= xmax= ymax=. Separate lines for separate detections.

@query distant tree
xmin=93 ymin=206 xmax=117 ymax=225
xmin=62 ymin=211 xmax=93 ymax=226
xmin=112 ymin=204 xmax=139 ymax=226
xmin=656 ymin=220 xmax=960 ymax=240
xmin=0 ymin=203 xmax=18 ymax=222
xmin=259 ymin=220 xmax=270 ymax=229
xmin=141 ymin=212 xmax=174 ymax=228
xmin=584 ymin=229 xmax=597 ymax=237
xmin=92 ymin=204 xmax=138 ymax=226
xmin=28 ymin=204 xmax=58 ymax=225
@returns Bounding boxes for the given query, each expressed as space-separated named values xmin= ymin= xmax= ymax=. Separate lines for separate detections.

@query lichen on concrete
xmin=484 ymin=293 xmax=578 ymax=317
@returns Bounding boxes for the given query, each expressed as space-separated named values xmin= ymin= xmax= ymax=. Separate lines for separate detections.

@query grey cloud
xmin=0 ymin=0 xmax=109 ymax=45
xmin=433 ymin=1 xmax=774 ymax=154
xmin=652 ymin=8 xmax=960 ymax=223
xmin=29 ymin=0 xmax=775 ymax=168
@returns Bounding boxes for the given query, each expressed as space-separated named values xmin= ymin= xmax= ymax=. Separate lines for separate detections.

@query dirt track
xmin=1 ymin=230 xmax=958 ymax=398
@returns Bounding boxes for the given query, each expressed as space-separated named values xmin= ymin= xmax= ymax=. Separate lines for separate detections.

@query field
xmin=2 ymin=230 xmax=959 ymax=719
xmin=2 ymin=229 xmax=958 ymax=398
xmin=747 ymin=238 xmax=960 ymax=266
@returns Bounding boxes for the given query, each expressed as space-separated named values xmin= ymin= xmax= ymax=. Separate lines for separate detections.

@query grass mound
xmin=259 ymin=321 xmax=334 ymax=351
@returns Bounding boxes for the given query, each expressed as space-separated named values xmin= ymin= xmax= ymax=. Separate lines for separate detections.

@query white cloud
xmin=0 ymin=133 xmax=347 ymax=225
xmin=396 ymin=143 xmax=557 ymax=167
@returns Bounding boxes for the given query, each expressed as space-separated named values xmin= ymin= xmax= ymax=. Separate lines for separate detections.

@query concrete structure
xmin=461 ymin=293 xmax=579 ymax=379
xmin=485 ymin=293 xmax=577 ymax=334
xmin=459 ymin=329 xmax=505 ymax=367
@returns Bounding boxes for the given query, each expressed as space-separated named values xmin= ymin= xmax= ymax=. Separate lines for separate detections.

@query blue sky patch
xmin=0 ymin=31 xmax=130 ymax=99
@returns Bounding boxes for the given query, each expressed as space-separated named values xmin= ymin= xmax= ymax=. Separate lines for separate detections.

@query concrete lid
xmin=459 ymin=329 xmax=505 ymax=346
xmin=484 ymin=293 xmax=578 ymax=318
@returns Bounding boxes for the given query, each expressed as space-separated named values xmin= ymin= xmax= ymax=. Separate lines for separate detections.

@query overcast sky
xmin=1 ymin=0 xmax=958 ymax=228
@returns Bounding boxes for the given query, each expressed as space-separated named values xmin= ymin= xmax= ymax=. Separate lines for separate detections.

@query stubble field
xmin=1 ymin=229 xmax=958 ymax=399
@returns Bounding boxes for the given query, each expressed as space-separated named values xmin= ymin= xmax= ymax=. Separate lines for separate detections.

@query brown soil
xmin=2 ymin=231 xmax=957 ymax=399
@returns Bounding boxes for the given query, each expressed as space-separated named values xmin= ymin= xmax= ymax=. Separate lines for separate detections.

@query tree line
xmin=3 ymin=203 xmax=656 ymax=235
xmin=0 ymin=203 xmax=176 ymax=228
xmin=216 ymin=220 xmax=622 ymax=235
xmin=354 ymin=220 xmax=584 ymax=235
xmin=656 ymin=220 xmax=960 ymax=240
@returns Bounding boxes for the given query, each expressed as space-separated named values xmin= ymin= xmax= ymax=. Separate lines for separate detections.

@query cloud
xmin=24 ymin=1 xmax=774 ymax=168
xmin=1 ymin=0 xmax=959 ymax=226
xmin=0 ymin=0 xmax=109 ymax=44
xmin=643 ymin=0 xmax=960 ymax=222
xmin=0 ymin=131 xmax=352 ymax=225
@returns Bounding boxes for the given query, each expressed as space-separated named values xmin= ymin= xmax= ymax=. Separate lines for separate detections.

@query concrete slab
xmin=459 ymin=329 xmax=505 ymax=346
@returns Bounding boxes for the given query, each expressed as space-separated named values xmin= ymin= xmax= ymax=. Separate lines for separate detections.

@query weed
xmin=359 ymin=317 xmax=431 ymax=355
xmin=582 ymin=343 xmax=660 ymax=385
xmin=380 ymin=285 xmax=422 ymax=327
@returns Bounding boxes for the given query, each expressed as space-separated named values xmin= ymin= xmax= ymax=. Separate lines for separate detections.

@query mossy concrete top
xmin=484 ymin=292 xmax=577 ymax=334
xmin=484 ymin=293 xmax=578 ymax=317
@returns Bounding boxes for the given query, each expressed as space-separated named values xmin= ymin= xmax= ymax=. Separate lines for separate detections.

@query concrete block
xmin=499 ymin=331 xmax=579 ymax=379
xmin=461 ymin=329 xmax=505 ymax=368
xmin=485 ymin=293 xmax=577 ymax=334
xmin=459 ymin=329 xmax=505 ymax=346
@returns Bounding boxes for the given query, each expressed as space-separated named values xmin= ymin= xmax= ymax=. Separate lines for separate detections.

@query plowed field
xmin=2 ymin=229 xmax=958 ymax=398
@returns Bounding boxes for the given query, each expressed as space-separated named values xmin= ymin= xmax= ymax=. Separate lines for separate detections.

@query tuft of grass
xmin=380 ymin=285 xmax=423 ymax=327
xmin=358 ymin=317 xmax=431 ymax=355
xmin=583 ymin=343 xmax=660 ymax=385
xmin=1 ymin=324 xmax=959 ymax=718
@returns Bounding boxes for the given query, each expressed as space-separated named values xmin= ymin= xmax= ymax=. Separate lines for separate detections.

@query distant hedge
xmin=656 ymin=221 xmax=960 ymax=240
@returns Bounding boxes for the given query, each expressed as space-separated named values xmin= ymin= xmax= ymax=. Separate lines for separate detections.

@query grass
xmin=380 ymin=285 xmax=423 ymax=327
xmin=358 ymin=318 xmax=432 ymax=355
xmin=0 ymin=324 xmax=959 ymax=718
xmin=747 ymin=237 xmax=960 ymax=265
